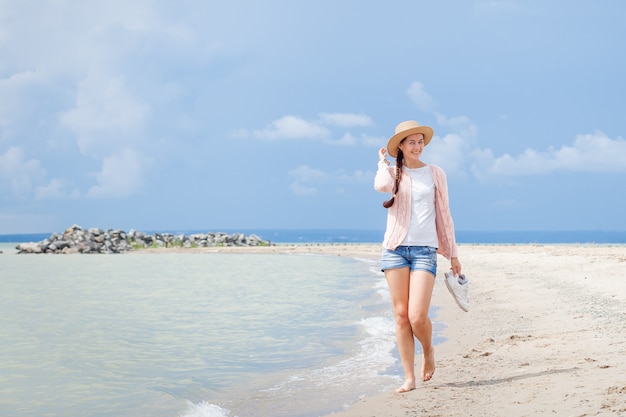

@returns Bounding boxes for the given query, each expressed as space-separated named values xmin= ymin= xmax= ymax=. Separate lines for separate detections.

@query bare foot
xmin=395 ymin=378 xmax=416 ymax=393
xmin=422 ymin=347 xmax=435 ymax=381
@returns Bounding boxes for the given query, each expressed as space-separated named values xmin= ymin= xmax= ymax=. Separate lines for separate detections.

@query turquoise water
xmin=0 ymin=244 xmax=433 ymax=417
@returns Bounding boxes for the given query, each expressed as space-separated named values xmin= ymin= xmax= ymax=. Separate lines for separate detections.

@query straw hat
xmin=386 ymin=120 xmax=434 ymax=158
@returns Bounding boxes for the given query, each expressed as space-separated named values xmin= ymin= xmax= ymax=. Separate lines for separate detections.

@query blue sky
xmin=1 ymin=0 xmax=625 ymax=234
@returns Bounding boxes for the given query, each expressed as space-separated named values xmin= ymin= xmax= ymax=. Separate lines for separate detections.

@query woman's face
xmin=399 ymin=133 xmax=425 ymax=160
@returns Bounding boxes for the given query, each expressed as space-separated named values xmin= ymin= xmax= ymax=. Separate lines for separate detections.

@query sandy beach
xmin=176 ymin=243 xmax=626 ymax=416
xmin=5 ymin=242 xmax=625 ymax=415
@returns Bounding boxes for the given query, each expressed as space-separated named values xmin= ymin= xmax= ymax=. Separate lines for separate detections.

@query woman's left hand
xmin=451 ymin=257 xmax=462 ymax=276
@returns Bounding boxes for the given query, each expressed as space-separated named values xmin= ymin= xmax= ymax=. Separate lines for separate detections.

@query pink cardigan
xmin=374 ymin=162 xmax=458 ymax=260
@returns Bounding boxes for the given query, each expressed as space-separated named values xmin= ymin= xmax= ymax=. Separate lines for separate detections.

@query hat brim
xmin=386 ymin=126 xmax=434 ymax=158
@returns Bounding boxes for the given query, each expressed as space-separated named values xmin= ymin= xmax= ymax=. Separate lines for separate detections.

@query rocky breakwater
xmin=16 ymin=225 xmax=272 ymax=254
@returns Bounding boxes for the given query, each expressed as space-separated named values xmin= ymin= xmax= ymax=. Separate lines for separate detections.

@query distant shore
xmin=4 ymin=229 xmax=626 ymax=246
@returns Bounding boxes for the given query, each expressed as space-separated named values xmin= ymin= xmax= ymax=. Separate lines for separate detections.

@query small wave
xmin=178 ymin=401 xmax=235 ymax=417
xmin=260 ymin=314 xmax=398 ymax=394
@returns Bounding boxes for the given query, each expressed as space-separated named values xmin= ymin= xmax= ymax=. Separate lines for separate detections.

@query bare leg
xmin=408 ymin=270 xmax=436 ymax=381
xmin=384 ymin=267 xmax=417 ymax=392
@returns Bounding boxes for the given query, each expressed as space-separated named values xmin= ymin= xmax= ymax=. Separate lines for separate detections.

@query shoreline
xmin=135 ymin=243 xmax=626 ymax=415
xmin=2 ymin=242 xmax=625 ymax=415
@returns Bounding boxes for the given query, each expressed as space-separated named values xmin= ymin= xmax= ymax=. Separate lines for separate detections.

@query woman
xmin=374 ymin=120 xmax=462 ymax=392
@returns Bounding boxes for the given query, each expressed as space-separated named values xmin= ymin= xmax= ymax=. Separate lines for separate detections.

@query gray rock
xmin=16 ymin=225 xmax=272 ymax=254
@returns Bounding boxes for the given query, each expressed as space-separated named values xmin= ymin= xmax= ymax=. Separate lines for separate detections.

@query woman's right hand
xmin=378 ymin=147 xmax=388 ymax=162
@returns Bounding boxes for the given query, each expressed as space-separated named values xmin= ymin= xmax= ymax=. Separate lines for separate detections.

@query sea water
xmin=0 ymin=243 xmax=444 ymax=417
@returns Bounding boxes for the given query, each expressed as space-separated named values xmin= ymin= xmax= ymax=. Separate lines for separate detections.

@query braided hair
xmin=382 ymin=150 xmax=404 ymax=208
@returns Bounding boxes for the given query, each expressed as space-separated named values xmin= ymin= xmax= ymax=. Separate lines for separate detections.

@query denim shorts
xmin=381 ymin=246 xmax=438 ymax=276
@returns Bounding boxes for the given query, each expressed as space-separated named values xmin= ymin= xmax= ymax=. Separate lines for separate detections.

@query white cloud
xmin=404 ymin=78 xmax=626 ymax=179
xmin=330 ymin=133 xmax=358 ymax=146
xmin=361 ymin=134 xmax=385 ymax=148
xmin=435 ymin=114 xmax=478 ymax=140
xmin=0 ymin=147 xmax=46 ymax=195
xmin=289 ymin=182 xmax=318 ymax=196
xmin=336 ymin=169 xmax=373 ymax=184
xmin=474 ymin=131 xmax=626 ymax=177
xmin=288 ymin=165 xmax=328 ymax=196
xmin=0 ymin=145 xmax=150 ymax=200
xmin=251 ymin=116 xmax=330 ymax=140
xmin=289 ymin=165 xmax=329 ymax=182
xmin=86 ymin=148 xmax=146 ymax=198
xmin=0 ymin=0 xmax=189 ymax=76
xmin=407 ymin=81 xmax=435 ymax=113
xmin=0 ymin=71 xmax=44 ymax=129
xmin=288 ymin=165 xmax=374 ymax=196
xmin=60 ymin=74 xmax=150 ymax=156
xmin=426 ymin=133 xmax=468 ymax=177
xmin=239 ymin=113 xmax=375 ymax=144
xmin=34 ymin=179 xmax=81 ymax=200
xmin=318 ymin=112 xmax=373 ymax=127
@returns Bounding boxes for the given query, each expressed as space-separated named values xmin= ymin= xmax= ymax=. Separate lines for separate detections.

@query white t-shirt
xmin=400 ymin=165 xmax=438 ymax=248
